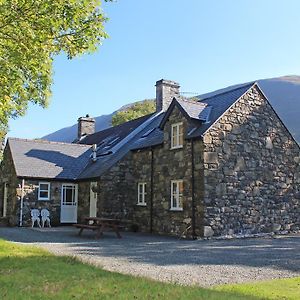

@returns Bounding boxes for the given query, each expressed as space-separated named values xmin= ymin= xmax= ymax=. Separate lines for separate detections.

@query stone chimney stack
xmin=78 ymin=114 xmax=95 ymax=140
xmin=155 ymin=79 xmax=180 ymax=112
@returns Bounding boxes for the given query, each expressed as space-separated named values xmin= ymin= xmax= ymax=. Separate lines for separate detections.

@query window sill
xmin=38 ymin=198 xmax=50 ymax=201
xmin=170 ymin=145 xmax=183 ymax=150
xmin=169 ymin=208 xmax=183 ymax=212
xmin=136 ymin=203 xmax=147 ymax=207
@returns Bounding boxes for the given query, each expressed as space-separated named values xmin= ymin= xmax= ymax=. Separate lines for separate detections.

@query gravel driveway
xmin=0 ymin=227 xmax=300 ymax=287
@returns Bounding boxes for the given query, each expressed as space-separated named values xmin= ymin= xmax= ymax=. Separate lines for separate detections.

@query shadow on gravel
xmin=1 ymin=227 xmax=300 ymax=274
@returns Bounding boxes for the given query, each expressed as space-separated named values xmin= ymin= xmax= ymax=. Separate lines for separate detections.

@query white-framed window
xmin=38 ymin=182 xmax=50 ymax=201
xmin=170 ymin=180 xmax=183 ymax=211
xmin=137 ymin=182 xmax=147 ymax=205
xmin=171 ymin=122 xmax=184 ymax=149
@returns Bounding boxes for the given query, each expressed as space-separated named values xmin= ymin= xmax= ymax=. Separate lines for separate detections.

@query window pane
xmin=179 ymin=181 xmax=183 ymax=194
xmin=39 ymin=191 xmax=48 ymax=198
xmin=178 ymin=124 xmax=183 ymax=145
xmin=40 ymin=184 xmax=49 ymax=191
xmin=179 ymin=124 xmax=183 ymax=135
xmin=173 ymin=125 xmax=177 ymax=136
xmin=65 ymin=188 xmax=73 ymax=204
xmin=172 ymin=195 xmax=177 ymax=208
xmin=178 ymin=195 xmax=183 ymax=208
xmin=63 ymin=186 xmax=75 ymax=205
xmin=172 ymin=125 xmax=177 ymax=147
xmin=173 ymin=182 xmax=178 ymax=194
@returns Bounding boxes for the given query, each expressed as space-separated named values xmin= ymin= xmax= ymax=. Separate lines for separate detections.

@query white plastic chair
xmin=41 ymin=209 xmax=51 ymax=228
xmin=31 ymin=209 xmax=41 ymax=228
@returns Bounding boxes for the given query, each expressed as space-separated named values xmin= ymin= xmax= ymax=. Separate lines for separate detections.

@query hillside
xmin=43 ymin=76 xmax=300 ymax=143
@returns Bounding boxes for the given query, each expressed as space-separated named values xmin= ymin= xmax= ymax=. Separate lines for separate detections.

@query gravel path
xmin=1 ymin=227 xmax=300 ymax=287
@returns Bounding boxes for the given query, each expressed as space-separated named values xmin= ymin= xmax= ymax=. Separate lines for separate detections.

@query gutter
xmin=191 ymin=140 xmax=196 ymax=239
xmin=19 ymin=178 xmax=25 ymax=227
xmin=150 ymin=147 xmax=154 ymax=233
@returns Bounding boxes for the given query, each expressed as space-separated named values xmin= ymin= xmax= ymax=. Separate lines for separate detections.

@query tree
xmin=0 ymin=0 xmax=110 ymax=141
xmin=111 ymin=100 xmax=155 ymax=126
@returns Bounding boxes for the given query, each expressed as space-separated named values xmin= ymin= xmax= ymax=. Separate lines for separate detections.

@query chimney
xmin=78 ymin=114 xmax=95 ymax=140
xmin=155 ymin=79 xmax=180 ymax=112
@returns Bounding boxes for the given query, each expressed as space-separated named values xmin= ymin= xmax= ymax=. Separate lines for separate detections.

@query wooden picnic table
xmin=73 ymin=217 xmax=123 ymax=239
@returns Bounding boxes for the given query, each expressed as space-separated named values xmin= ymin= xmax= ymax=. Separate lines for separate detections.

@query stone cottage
xmin=0 ymin=79 xmax=299 ymax=238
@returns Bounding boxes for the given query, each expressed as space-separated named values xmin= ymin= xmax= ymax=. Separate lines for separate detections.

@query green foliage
xmin=0 ymin=126 xmax=7 ymax=161
xmin=0 ymin=0 xmax=110 ymax=132
xmin=112 ymin=99 xmax=156 ymax=126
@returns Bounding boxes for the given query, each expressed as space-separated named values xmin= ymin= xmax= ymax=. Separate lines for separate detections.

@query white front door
xmin=3 ymin=183 xmax=7 ymax=217
xmin=60 ymin=184 xmax=78 ymax=223
xmin=89 ymin=182 xmax=98 ymax=218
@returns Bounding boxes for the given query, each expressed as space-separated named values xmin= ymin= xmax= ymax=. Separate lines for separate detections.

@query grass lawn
xmin=0 ymin=239 xmax=299 ymax=300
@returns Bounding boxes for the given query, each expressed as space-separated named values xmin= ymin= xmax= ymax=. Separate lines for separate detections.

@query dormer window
xmin=171 ymin=122 xmax=183 ymax=149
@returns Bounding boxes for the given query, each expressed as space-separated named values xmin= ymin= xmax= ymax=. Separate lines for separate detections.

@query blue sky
xmin=9 ymin=0 xmax=300 ymax=138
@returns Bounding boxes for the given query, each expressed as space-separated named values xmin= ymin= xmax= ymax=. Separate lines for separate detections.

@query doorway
xmin=60 ymin=184 xmax=78 ymax=223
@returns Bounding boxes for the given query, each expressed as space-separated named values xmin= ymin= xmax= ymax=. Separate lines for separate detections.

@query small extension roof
xmin=8 ymin=138 xmax=91 ymax=180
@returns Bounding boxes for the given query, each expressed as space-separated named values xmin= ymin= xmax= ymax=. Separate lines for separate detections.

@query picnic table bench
xmin=73 ymin=217 xmax=123 ymax=239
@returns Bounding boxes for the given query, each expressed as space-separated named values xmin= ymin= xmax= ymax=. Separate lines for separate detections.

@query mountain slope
xmin=43 ymin=76 xmax=300 ymax=143
xmin=43 ymin=112 xmax=114 ymax=143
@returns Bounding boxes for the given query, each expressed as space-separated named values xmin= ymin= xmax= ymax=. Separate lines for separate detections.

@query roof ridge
xmin=199 ymin=82 xmax=255 ymax=101
xmin=8 ymin=137 xmax=91 ymax=148
xmin=80 ymin=112 xmax=155 ymax=141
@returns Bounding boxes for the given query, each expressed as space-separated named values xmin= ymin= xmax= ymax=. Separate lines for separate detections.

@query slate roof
xmin=189 ymin=82 xmax=255 ymax=138
xmin=133 ymin=83 xmax=255 ymax=149
xmin=177 ymin=98 xmax=208 ymax=121
xmin=8 ymin=138 xmax=91 ymax=180
xmin=78 ymin=112 xmax=163 ymax=179
xmin=78 ymin=114 xmax=153 ymax=146
xmin=6 ymin=82 xmax=256 ymax=181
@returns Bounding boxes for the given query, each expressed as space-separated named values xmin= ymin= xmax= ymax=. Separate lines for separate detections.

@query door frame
xmin=3 ymin=182 xmax=7 ymax=217
xmin=89 ymin=182 xmax=98 ymax=218
xmin=60 ymin=183 xmax=78 ymax=223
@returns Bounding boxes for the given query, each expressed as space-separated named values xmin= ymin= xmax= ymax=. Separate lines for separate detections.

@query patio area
xmin=0 ymin=226 xmax=300 ymax=287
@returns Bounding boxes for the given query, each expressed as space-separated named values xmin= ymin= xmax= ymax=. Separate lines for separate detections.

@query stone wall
xmin=20 ymin=180 xmax=92 ymax=226
xmin=97 ymin=153 xmax=136 ymax=221
xmin=202 ymin=85 xmax=300 ymax=236
xmin=19 ymin=180 xmax=63 ymax=226
xmin=0 ymin=144 xmax=19 ymax=224
xmin=77 ymin=181 xmax=92 ymax=222
xmin=95 ymin=105 xmax=205 ymax=238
